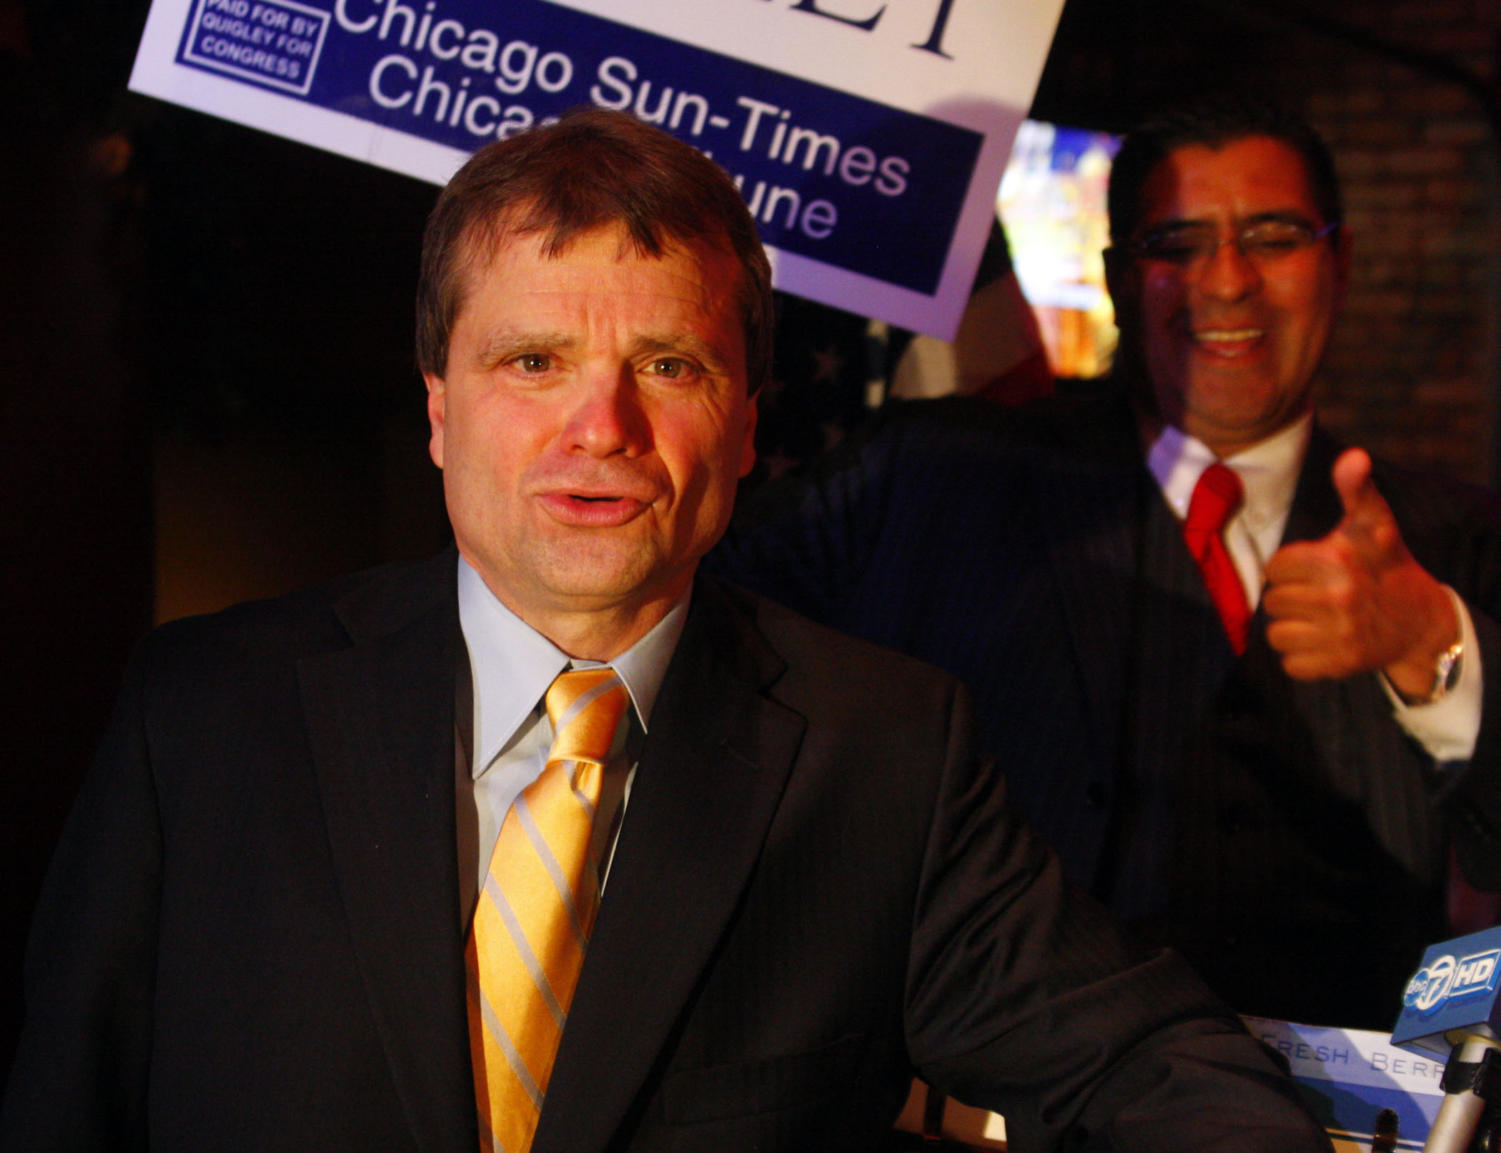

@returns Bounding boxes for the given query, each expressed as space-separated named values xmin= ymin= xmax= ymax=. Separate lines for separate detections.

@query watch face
xmin=1440 ymin=644 xmax=1463 ymax=688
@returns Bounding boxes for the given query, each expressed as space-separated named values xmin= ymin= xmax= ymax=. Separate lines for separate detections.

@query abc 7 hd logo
xmin=1404 ymin=949 xmax=1501 ymax=1015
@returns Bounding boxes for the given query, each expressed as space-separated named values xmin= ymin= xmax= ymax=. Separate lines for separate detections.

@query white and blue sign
xmin=177 ymin=0 xmax=330 ymax=95
xmin=1245 ymin=1016 xmax=1444 ymax=1152
xmin=130 ymin=0 xmax=1066 ymax=339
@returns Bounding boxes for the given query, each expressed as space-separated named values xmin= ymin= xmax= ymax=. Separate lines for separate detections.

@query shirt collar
xmin=1145 ymin=413 xmax=1312 ymax=533
xmin=456 ymin=556 xmax=690 ymax=772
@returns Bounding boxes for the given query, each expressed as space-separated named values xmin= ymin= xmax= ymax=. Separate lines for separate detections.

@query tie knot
xmin=545 ymin=668 xmax=630 ymax=768
xmin=1185 ymin=462 xmax=1243 ymax=535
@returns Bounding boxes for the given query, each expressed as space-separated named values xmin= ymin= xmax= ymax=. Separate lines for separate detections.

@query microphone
xmin=1392 ymin=926 xmax=1501 ymax=1153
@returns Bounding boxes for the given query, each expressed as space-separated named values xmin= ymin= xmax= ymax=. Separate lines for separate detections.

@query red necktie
xmin=1183 ymin=462 xmax=1252 ymax=654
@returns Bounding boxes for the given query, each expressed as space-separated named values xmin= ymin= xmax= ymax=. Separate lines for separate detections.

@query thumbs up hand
xmin=1263 ymin=448 xmax=1458 ymax=692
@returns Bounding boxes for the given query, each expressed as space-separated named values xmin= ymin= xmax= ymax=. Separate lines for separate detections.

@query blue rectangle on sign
xmin=172 ymin=0 xmax=981 ymax=296
xmin=179 ymin=0 xmax=331 ymax=96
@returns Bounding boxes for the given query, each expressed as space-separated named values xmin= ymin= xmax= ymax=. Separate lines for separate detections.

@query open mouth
xmin=1197 ymin=328 xmax=1264 ymax=343
xmin=541 ymin=491 xmax=651 ymax=526
xmin=1192 ymin=327 xmax=1266 ymax=357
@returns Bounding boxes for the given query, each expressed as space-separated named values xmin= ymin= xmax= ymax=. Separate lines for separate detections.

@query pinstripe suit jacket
xmin=0 ymin=552 xmax=1331 ymax=1151
xmin=711 ymin=386 xmax=1501 ymax=1028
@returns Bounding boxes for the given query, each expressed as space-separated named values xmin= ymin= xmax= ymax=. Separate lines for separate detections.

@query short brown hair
xmin=415 ymin=106 xmax=773 ymax=394
xmin=1108 ymin=95 xmax=1343 ymax=246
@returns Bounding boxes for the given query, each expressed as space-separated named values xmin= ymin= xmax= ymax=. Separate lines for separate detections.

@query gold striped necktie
xmin=466 ymin=666 xmax=630 ymax=1152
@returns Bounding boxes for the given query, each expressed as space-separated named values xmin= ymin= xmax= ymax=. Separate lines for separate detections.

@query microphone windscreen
xmin=1392 ymin=926 xmax=1501 ymax=1056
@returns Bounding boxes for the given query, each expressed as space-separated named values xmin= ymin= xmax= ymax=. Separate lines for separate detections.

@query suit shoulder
xmin=715 ymin=578 xmax=963 ymax=701
xmin=139 ymin=553 xmax=454 ymax=674
xmin=1373 ymin=454 xmax=1501 ymax=526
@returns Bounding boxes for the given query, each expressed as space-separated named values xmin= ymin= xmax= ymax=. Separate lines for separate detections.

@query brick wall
xmin=1290 ymin=5 xmax=1500 ymax=487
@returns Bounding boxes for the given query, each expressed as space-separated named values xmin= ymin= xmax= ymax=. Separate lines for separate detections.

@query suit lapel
xmin=1035 ymin=391 xmax=1150 ymax=777
xmin=1281 ymin=429 xmax=1345 ymax=547
xmin=298 ymin=554 xmax=478 ymax=1153
xmin=534 ymin=579 xmax=806 ymax=1153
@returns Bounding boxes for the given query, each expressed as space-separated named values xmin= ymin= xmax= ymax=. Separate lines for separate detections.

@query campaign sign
xmin=129 ymin=0 xmax=1065 ymax=339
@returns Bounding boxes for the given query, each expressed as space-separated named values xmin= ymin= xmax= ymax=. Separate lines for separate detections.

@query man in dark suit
xmin=711 ymin=98 xmax=1501 ymax=1030
xmin=0 ymin=108 xmax=1328 ymax=1151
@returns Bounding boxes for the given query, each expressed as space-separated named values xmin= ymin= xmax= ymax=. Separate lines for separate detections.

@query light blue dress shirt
xmin=455 ymin=556 xmax=689 ymax=922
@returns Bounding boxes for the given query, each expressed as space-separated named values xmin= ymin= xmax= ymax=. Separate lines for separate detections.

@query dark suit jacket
xmin=710 ymin=387 xmax=1501 ymax=1029
xmin=0 ymin=551 xmax=1327 ymax=1151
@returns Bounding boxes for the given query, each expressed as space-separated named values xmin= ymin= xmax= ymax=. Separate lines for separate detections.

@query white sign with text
xmin=131 ymin=0 xmax=1064 ymax=337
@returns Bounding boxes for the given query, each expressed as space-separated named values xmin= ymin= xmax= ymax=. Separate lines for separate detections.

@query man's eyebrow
xmin=1240 ymin=209 xmax=1323 ymax=227
xmin=474 ymin=330 xmax=576 ymax=369
xmin=1147 ymin=208 xmax=1321 ymax=231
xmin=629 ymin=332 xmax=734 ymax=368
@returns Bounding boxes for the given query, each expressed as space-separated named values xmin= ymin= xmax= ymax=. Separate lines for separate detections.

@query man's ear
xmin=423 ymin=372 xmax=446 ymax=469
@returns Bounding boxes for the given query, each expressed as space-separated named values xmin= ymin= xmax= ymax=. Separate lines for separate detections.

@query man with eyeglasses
xmin=711 ymin=97 xmax=1501 ymax=1028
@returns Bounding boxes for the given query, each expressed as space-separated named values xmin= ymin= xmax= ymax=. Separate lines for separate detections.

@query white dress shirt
xmin=455 ymin=556 xmax=689 ymax=919
xmin=1145 ymin=416 xmax=1481 ymax=763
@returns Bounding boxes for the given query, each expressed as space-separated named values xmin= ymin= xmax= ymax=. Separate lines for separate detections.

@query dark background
xmin=3 ymin=0 xmax=1499 ymax=1081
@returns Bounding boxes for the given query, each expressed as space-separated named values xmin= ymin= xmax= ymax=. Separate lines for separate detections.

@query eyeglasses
xmin=1121 ymin=219 xmax=1339 ymax=269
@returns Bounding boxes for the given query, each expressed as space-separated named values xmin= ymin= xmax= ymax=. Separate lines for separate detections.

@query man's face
xmin=1109 ymin=135 xmax=1349 ymax=456
xmin=425 ymin=222 xmax=756 ymax=653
